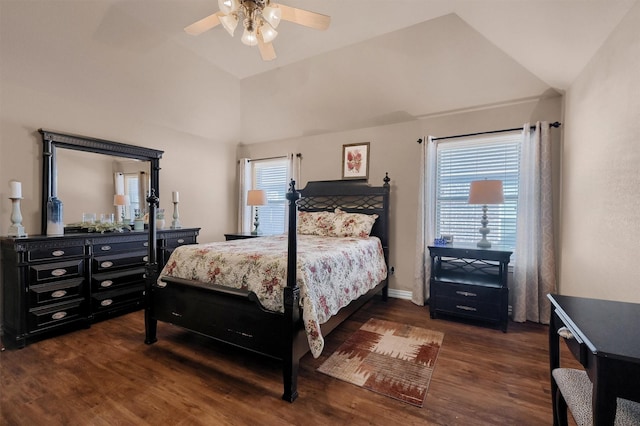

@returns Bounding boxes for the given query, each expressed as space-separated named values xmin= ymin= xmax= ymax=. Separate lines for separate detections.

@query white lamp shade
xmin=262 ymin=5 xmax=282 ymax=28
xmin=247 ymin=189 xmax=267 ymax=206
xmin=218 ymin=0 xmax=240 ymax=14
xmin=259 ymin=21 xmax=278 ymax=44
xmin=241 ymin=27 xmax=258 ymax=46
xmin=220 ymin=13 xmax=239 ymax=36
xmin=468 ymin=180 xmax=504 ymax=204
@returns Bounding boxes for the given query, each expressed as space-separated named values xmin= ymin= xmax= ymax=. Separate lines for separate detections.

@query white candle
xmin=9 ymin=181 xmax=22 ymax=198
xmin=172 ymin=191 xmax=179 ymax=203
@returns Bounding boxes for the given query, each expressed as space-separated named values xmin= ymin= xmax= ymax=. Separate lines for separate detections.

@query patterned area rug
xmin=318 ymin=318 xmax=444 ymax=407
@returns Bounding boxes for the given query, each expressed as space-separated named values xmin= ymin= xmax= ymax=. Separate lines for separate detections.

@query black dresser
xmin=1 ymin=228 xmax=199 ymax=348
xmin=428 ymin=243 xmax=512 ymax=332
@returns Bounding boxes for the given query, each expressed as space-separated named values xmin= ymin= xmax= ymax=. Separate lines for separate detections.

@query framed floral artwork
xmin=342 ymin=142 xmax=370 ymax=180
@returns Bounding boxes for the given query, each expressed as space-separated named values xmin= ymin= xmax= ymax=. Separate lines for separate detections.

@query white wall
xmin=560 ymin=1 xmax=640 ymax=302
xmin=238 ymin=96 xmax=563 ymax=297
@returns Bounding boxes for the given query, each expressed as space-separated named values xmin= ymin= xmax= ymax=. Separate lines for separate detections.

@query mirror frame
xmin=39 ymin=129 xmax=164 ymax=235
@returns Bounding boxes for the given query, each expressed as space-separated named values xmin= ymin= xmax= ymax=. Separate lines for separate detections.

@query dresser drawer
xmin=28 ymin=299 xmax=84 ymax=330
xmin=165 ymin=235 xmax=197 ymax=249
xmin=92 ymin=239 xmax=149 ymax=254
xmin=435 ymin=295 xmax=502 ymax=321
xmin=92 ymin=267 xmax=145 ymax=292
xmin=28 ymin=245 xmax=85 ymax=262
xmin=91 ymin=285 xmax=144 ymax=313
xmin=29 ymin=259 xmax=84 ymax=284
xmin=29 ymin=278 xmax=85 ymax=306
xmin=93 ymin=251 xmax=148 ymax=272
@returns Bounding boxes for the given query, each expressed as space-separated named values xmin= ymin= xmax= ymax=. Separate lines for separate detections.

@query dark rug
xmin=318 ymin=318 xmax=444 ymax=407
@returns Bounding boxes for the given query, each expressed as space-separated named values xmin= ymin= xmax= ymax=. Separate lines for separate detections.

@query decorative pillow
xmin=331 ymin=208 xmax=378 ymax=238
xmin=297 ymin=211 xmax=336 ymax=236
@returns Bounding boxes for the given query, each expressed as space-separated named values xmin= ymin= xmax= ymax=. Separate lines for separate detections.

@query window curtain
xmin=139 ymin=171 xmax=149 ymax=214
xmin=287 ymin=153 xmax=301 ymax=188
xmin=237 ymin=158 xmax=252 ymax=233
xmin=114 ymin=172 xmax=125 ymax=221
xmin=512 ymin=121 xmax=557 ymax=323
xmin=412 ymin=137 xmax=437 ymax=305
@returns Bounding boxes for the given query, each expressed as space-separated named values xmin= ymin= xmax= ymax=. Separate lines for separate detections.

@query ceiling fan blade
xmin=184 ymin=11 xmax=224 ymax=36
xmin=258 ymin=38 xmax=277 ymax=61
xmin=276 ymin=4 xmax=331 ymax=30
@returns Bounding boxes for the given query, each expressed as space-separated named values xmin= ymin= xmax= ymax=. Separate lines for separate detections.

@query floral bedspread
xmin=158 ymin=234 xmax=387 ymax=358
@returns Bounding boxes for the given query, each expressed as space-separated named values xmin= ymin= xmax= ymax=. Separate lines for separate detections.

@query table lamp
xmin=468 ymin=180 xmax=504 ymax=248
xmin=113 ymin=194 xmax=129 ymax=223
xmin=247 ymin=189 xmax=267 ymax=235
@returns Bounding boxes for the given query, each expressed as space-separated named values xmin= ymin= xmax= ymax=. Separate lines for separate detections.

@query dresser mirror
xmin=39 ymin=129 xmax=163 ymax=235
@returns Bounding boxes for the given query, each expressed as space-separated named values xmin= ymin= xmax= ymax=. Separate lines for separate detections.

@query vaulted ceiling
xmin=1 ymin=0 xmax=636 ymax=144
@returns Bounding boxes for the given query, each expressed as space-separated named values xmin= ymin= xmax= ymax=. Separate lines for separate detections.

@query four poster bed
xmin=143 ymin=175 xmax=391 ymax=402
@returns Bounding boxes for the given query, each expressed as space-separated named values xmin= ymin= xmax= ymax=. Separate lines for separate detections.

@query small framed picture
xmin=342 ymin=142 xmax=370 ymax=180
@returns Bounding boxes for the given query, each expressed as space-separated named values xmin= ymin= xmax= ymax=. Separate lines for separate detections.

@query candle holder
xmin=7 ymin=197 xmax=27 ymax=237
xmin=171 ymin=201 xmax=181 ymax=229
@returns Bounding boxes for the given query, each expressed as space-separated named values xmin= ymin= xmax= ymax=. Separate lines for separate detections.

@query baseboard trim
xmin=388 ymin=289 xmax=412 ymax=300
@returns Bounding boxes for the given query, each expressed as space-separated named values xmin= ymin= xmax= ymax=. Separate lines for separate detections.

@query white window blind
xmin=435 ymin=132 xmax=521 ymax=252
xmin=253 ymin=158 xmax=288 ymax=234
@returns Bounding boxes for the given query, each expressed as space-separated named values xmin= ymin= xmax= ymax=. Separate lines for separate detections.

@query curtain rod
xmin=418 ymin=121 xmax=562 ymax=143
xmin=247 ymin=153 xmax=302 ymax=162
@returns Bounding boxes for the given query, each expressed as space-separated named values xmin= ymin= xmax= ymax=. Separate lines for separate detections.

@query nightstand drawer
xmin=433 ymin=281 xmax=501 ymax=300
xmin=435 ymin=296 xmax=501 ymax=321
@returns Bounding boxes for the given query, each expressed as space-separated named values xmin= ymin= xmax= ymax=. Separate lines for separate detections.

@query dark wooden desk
xmin=548 ymin=294 xmax=640 ymax=425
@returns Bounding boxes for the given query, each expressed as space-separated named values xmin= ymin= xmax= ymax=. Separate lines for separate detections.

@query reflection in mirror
xmin=57 ymin=149 xmax=150 ymax=225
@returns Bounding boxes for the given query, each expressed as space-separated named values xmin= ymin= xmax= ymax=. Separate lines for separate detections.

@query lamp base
xmin=476 ymin=204 xmax=491 ymax=248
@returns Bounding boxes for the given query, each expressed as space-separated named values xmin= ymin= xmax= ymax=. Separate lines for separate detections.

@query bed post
xmin=144 ymin=189 xmax=159 ymax=345
xmin=382 ymin=172 xmax=391 ymax=301
xmin=282 ymin=180 xmax=301 ymax=402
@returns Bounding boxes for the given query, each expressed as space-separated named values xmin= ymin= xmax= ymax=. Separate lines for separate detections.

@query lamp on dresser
xmin=247 ymin=189 xmax=267 ymax=235
xmin=113 ymin=194 xmax=128 ymax=224
xmin=468 ymin=179 xmax=504 ymax=248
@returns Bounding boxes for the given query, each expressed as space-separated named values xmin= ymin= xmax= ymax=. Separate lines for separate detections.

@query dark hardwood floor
xmin=1 ymin=298 xmax=580 ymax=425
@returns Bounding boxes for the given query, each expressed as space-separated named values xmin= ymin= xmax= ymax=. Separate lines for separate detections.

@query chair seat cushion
xmin=552 ymin=368 xmax=640 ymax=426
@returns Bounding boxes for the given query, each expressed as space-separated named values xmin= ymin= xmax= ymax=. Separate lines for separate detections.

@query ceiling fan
xmin=184 ymin=0 xmax=331 ymax=61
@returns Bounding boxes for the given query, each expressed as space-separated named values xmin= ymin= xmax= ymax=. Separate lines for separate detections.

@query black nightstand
xmin=224 ymin=232 xmax=262 ymax=241
xmin=428 ymin=243 xmax=512 ymax=332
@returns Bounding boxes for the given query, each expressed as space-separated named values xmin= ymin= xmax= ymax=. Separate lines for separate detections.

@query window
xmin=252 ymin=158 xmax=288 ymax=234
xmin=435 ymin=132 xmax=521 ymax=251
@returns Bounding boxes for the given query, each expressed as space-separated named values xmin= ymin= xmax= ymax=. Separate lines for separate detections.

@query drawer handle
xmin=51 ymin=290 xmax=67 ymax=298
xmin=51 ymin=311 xmax=67 ymax=320
xmin=143 ymin=256 xmax=148 ymax=262
xmin=177 ymin=239 xmax=185 ymax=243
xmin=52 ymin=250 xmax=65 ymax=257
xmin=100 ymin=261 xmax=113 ymax=268
xmin=100 ymin=280 xmax=113 ymax=288
xmin=51 ymin=268 xmax=67 ymax=277
xmin=101 ymin=245 xmax=111 ymax=251
xmin=101 ymin=299 xmax=113 ymax=307
xmin=456 ymin=290 xmax=477 ymax=297
xmin=456 ymin=305 xmax=477 ymax=312
xmin=558 ymin=326 xmax=574 ymax=340
xmin=143 ymin=242 xmax=149 ymax=247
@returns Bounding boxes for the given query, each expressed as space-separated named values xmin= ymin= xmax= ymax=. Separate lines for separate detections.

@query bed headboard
xmin=295 ymin=173 xmax=391 ymax=256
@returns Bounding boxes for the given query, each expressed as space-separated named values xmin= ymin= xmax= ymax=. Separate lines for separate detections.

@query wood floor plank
xmin=1 ymin=298 xmax=579 ymax=425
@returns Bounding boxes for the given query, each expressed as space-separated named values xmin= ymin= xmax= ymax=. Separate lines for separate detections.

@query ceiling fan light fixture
xmin=219 ymin=13 xmax=239 ymax=36
xmin=241 ymin=27 xmax=258 ymax=46
xmin=259 ymin=21 xmax=278 ymax=43
xmin=218 ymin=0 xmax=240 ymax=15
xmin=262 ymin=5 xmax=281 ymax=28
